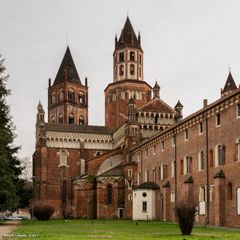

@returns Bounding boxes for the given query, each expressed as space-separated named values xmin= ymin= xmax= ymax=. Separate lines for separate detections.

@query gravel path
xmin=0 ymin=221 xmax=19 ymax=239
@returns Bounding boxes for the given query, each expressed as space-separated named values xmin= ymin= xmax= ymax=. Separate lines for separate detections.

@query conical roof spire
xmin=53 ymin=46 xmax=81 ymax=86
xmin=115 ymin=16 xmax=141 ymax=50
xmin=153 ymin=81 xmax=160 ymax=98
xmin=221 ymin=70 xmax=237 ymax=96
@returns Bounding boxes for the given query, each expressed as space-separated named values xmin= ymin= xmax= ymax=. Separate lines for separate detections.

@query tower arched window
xmin=139 ymin=66 xmax=142 ymax=78
xmin=68 ymin=114 xmax=75 ymax=124
xmin=107 ymin=184 xmax=113 ymax=205
xmin=51 ymin=92 xmax=56 ymax=104
xmin=78 ymin=92 xmax=84 ymax=104
xmin=59 ymin=90 xmax=64 ymax=101
xmin=68 ymin=88 xmax=75 ymax=102
xmin=79 ymin=116 xmax=84 ymax=125
xmin=130 ymin=51 xmax=135 ymax=61
xmin=130 ymin=64 xmax=135 ymax=75
xmin=51 ymin=116 xmax=55 ymax=123
xmin=58 ymin=113 xmax=63 ymax=124
xmin=119 ymin=52 xmax=124 ymax=62
xmin=119 ymin=65 xmax=124 ymax=76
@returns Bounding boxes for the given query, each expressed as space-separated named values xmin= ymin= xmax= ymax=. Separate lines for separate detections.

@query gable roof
xmin=138 ymin=98 xmax=176 ymax=114
xmin=53 ymin=46 xmax=82 ymax=86
xmin=97 ymin=164 xmax=124 ymax=177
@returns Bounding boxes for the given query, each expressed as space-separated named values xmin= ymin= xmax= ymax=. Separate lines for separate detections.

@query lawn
xmin=11 ymin=219 xmax=240 ymax=240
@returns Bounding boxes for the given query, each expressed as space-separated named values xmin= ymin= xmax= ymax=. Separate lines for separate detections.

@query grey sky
xmin=1 ymin=0 xmax=240 ymax=160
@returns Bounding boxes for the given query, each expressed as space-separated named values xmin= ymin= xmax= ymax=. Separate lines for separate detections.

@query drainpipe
xmin=206 ymin=115 xmax=210 ymax=224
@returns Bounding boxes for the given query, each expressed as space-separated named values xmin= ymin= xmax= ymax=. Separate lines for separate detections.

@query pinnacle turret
xmin=221 ymin=70 xmax=237 ymax=97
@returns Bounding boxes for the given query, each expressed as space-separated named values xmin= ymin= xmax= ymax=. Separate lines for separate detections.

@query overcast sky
xmin=1 ymin=0 xmax=240 ymax=161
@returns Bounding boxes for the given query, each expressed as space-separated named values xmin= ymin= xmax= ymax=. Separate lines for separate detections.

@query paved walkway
xmin=0 ymin=221 xmax=19 ymax=240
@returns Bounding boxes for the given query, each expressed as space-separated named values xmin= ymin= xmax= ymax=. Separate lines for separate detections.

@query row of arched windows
xmin=50 ymin=114 xmax=85 ymax=125
xmin=116 ymin=51 xmax=142 ymax=63
xmin=50 ymin=89 xmax=85 ymax=105
xmin=118 ymin=64 xmax=137 ymax=76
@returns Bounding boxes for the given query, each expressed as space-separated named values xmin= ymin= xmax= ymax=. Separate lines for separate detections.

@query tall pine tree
xmin=0 ymin=55 xmax=22 ymax=210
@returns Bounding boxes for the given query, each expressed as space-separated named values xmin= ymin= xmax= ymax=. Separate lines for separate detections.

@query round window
xmin=142 ymin=192 xmax=147 ymax=197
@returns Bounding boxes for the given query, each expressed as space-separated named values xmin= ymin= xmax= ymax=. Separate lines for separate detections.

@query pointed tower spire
xmin=153 ymin=81 xmax=160 ymax=98
xmin=221 ymin=70 xmax=237 ymax=97
xmin=115 ymin=16 xmax=141 ymax=50
xmin=53 ymin=46 xmax=81 ymax=86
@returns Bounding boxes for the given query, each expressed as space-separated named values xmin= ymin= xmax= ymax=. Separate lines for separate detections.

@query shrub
xmin=32 ymin=204 xmax=54 ymax=221
xmin=176 ymin=203 xmax=197 ymax=235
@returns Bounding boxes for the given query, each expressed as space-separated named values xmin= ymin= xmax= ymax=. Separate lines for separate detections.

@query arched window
xmin=68 ymin=88 xmax=75 ymax=102
xmin=119 ymin=65 xmax=124 ymax=76
xmin=216 ymin=144 xmax=225 ymax=166
xmin=107 ymin=184 xmax=113 ymax=205
xmin=51 ymin=116 xmax=55 ymax=123
xmin=119 ymin=52 xmax=124 ymax=62
xmin=78 ymin=92 xmax=84 ymax=104
xmin=130 ymin=51 xmax=135 ymax=61
xmin=59 ymin=90 xmax=64 ymax=101
xmin=58 ymin=114 xmax=63 ymax=124
xmin=79 ymin=116 xmax=84 ymax=125
xmin=198 ymin=151 xmax=205 ymax=171
xmin=51 ymin=92 xmax=56 ymax=104
xmin=68 ymin=114 xmax=74 ymax=124
xmin=227 ymin=183 xmax=233 ymax=200
xmin=209 ymin=150 xmax=213 ymax=167
xmin=139 ymin=66 xmax=142 ymax=78
xmin=130 ymin=64 xmax=135 ymax=75
xmin=184 ymin=156 xmax=192 ymax=174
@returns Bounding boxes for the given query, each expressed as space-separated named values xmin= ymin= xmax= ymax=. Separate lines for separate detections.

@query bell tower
xmin=48 ymin=47 xmax=88 ymax=125
xmin=105 ymin=17 xmax=152 ymax=129
xmin=113 ymin=16 xmax=143 ymax=82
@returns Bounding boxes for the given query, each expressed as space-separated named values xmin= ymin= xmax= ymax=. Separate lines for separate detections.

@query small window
xmin=128 ymin=169 xmax=133 ymax=177
xmin=119 ymin=65 xmax=124 ymax=76
xmin=130 ymin=64 xmax=135 ymax=75
xmin=216 ymin=113 xmax=221 ymax=126
xmin=237 ymin=104 xmax=240 ymax=118
xmin=209 ymin=150 xmax=214 ymax=167
xmin=139 ymin=67 xmax=142 ymax=78
xmin=79 ymin=116 xmax=84 ymax=125
xmin=153 ymin=145 xmax=156 ymax=155
xmin=59 ymin=90 xmax=64 ymax=101
xmin=139 ymin=54 xmax=142 ymax=64
xmin=51 ymin=116 xmax=55 ymax=123
xmin=144 ymin=170 xmax=149 ymax=182
xmin=145 ymin=149 xmax=148 ymax=157
xmin=107 ymin=184 xmax=113 ymax=205
xmin=59 ymin=150 xmax=68 ymax=167
xmin=128 ymin=194 xmax=133 ymax=201
xmin=216 ymin=144 xmax=225 ymax=166
xmin=184 ymin=156 xmax=192 ymax=174
xmin=185 ymin=130 xmax=188 ymax=140
xmin=68 ymin=89 xmax=75 ymax=102
xmin=119 ymin=52 xmax=124 ymax=62
xmin=199 ymin=122 xmax=203 ymax=134
xmin=161 ymin=141 xmax=165 ymax=151
xmin=78 ymin=93 xmax=84 ymax=104
xmin=68 ymin=114 xmax=74 ymax=124
xmin=172 ymin=136 xmax=175 ymax=147
xmin=142 ymin=192 xmax=147 ymax=197
xmin=58 ymin=114 xmax=63 ymax=124
xmin=142 ymin=201 xmax=147 ymax=212
xmin=198 ymin=151 xmax=205 ymax=171
xmin=199 ymin=186 xmax=206 ymax=202
xmin=51 ymin=92 xmax=56 ymax=104
xmin=130 ymin=51 xmax=135 ymax=61
xmin=171 ymin=160 xmax=176 ymax=178
xmin=170 ymin=191 xmax=175 ymax=203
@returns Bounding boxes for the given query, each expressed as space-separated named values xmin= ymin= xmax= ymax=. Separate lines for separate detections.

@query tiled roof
xmin=53 ymin=46 xmax=82 ymax=86
xmin=133 ymin=182 xmax=160 ymax=190
xmin=116 ymin=16 xmax=141 ymax=50
xmin=138 ymin=98 xmax=175 ymax=114
xmin=45 ymin=123 xmax=115 ymax=135
xmin=97 ymin=164 xmax=124 ymax=177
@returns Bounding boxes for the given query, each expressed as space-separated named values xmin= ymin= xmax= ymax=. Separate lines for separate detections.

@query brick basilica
xmin=33 ymin=16 xmax=240 ymax=226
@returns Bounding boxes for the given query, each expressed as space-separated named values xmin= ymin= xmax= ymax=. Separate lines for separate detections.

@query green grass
xmin=12 ymin=219 xmax=240 ymax=240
